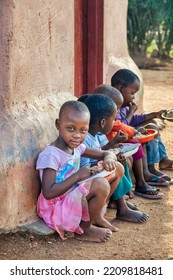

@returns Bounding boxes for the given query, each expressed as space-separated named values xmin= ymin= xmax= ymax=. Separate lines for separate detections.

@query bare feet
xmin=126 ymin=190 xmax=135 ymax=199
xmin=116 ymin=208 xmax=149 ymax=223
xmin=108 ymin=200 xmax=117 ymax=209
xmin=126 ymin=201 xmax=139 ymax=211
xmin=159 ymin=157 xmax=173 ymax=170
xmin=94 ymin=216 xmax=119 ymax=232
xmin=74 ymin=225 xmax=112 ymax=242
xmin=108 ymin=200 xmax=139 ymax=211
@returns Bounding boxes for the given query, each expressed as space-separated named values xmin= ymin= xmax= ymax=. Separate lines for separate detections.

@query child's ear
xmin=55 ymin=119 xmax=60 ymax=130
xmin=116 ymin=84 xmax=123 ymax=91
xmin=100 ymin=119 xmax=106 ymax=128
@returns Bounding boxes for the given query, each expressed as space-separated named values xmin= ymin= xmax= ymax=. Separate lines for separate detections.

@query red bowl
xmin=132 ymin=129 xmax=158 ymax=143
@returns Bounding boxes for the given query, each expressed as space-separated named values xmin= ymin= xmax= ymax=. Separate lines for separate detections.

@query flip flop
xmin=134 ymin=188 xmax=164 ymax=199
xmin=159 ymin=174 xmax=173 ymax=184
xmin=146 ymin=177 xmax=170 ymax=187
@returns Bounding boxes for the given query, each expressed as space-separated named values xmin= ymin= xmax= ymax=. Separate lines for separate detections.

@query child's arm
xmin=145 ymin=110 xmax=167 ymax=121
xmin=83 ymin=147 xmax=117 ymax=171
xmin=103 ymin=130 xmax=128 ymax=150
xmin=126 ymin=101 xmax=138 ymax=123
xmin=41 ymin=166 xmax=92 ymax=200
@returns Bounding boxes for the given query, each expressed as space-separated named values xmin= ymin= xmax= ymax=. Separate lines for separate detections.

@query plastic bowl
xmin=161 ymin=109 xmax=173 ymax=122
xmin=133 ymin=129 xmax=158 ymax=144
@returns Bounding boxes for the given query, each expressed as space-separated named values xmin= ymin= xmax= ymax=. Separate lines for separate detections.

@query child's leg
xmin=142 ymin=144 xmax=169 ymax=182
xmin=75 ymin=177 xmax=112 ymax=242
xmin=133 ymin=158 xmax=163 ymax=194
xmin=146 ymin=136 xmax=171 ymax=180
xmin=157 ymin=135 xmax=173 ymax=172
xmin=115 ymin=197 xmax=149 ymax=223
xmin=94 ymin=162 xmax=124 ymax=231
xmin=108 ymin=163 xmax=132 ymax=209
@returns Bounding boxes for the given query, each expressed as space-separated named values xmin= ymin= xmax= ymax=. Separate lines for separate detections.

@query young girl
xmin=111 ymin=69 xmax=173 ymax=183
xmin=36 ymin=100 xmax=124 ymax=242
xmin=92 ymin=84 xmax=166 ymax=199
xmin=79 ymin=94 xmax=149 ymax=222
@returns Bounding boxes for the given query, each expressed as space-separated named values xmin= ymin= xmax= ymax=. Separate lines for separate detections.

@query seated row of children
xmin=36 ymin=69 xmax=172 ymax=243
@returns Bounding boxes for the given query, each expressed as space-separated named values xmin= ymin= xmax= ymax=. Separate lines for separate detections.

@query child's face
xmin=120 ymin=81 xmax=140 ymax=107
xmin=111 ymin=95 xmax=124 ymax=111
xmin=56 ymin=108 xmax=90 ymax=149
xmin=101 ymin=108 xmax=118 ymax=135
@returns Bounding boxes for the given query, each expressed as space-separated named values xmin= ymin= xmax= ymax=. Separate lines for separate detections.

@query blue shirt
xmin=80 ymin=132 xmax=108 ymax=167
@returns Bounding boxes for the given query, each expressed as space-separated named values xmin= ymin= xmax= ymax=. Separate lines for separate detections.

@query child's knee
xmin=93 ymin=178 xmax=110 ymax=196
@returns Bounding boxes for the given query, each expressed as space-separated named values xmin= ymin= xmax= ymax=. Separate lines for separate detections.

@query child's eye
xmin=67 ymin=127 xmax=74 ymax=132
xmin=80 ymin=129 xmax=88 ymax=134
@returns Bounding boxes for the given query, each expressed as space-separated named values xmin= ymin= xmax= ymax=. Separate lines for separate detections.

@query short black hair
xmin=59 ymin=100 xmax=89 ymax=118
xmin=92 ymin=84 xmax=122 ymax=100
xmin=77 ymin=94 xmax=91 ymax=103
xmin=111 ymin=69 xmax=140 ymax=88
xmin=84 ymin=94 xmax=117 ymax=126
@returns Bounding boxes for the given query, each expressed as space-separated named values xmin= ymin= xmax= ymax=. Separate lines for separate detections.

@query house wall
xmin=0 ymin=0 xmax=143 ymax=231
xmin=103 ymin=0 xmax=144 ymax=112
xmin=0 ymin=0 xmax=75 ymax=231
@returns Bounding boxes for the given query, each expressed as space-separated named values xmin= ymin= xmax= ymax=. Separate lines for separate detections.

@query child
xmin=36 ymin=100 xmax=125 ymax=243
xmin=111 ymin=69 xmax=173 ymax=181
xmin=79 ymin=94 xmax=149 ymax=222
xmin=92 ymin=84 xmax=166 ymax=199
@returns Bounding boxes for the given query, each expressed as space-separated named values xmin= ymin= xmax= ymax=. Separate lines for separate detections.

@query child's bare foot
xmin=126 ymin=201 xmax=139 ymax=211
xmin=124 ymin=194 xmax=129 ymax=200
xmin=94 ymin=216 xmax=119 ymax=232
xmin=159 ymin=158 xmax=173 ymax=170
xmin=108 ymin=200 xmax=139 ymax=211
xmin=108 ymin=200 xmax=116 ymax=209
xmin=126 ymin=190 xmax=135 ymax=199
xmin=116 ymin=208 xmax=149 ymax=223
xmin=74 ymin=225 xmax=112 ymax=242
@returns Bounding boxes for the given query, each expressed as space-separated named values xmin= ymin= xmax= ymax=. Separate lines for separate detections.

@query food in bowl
xmin=161 ymin=109 xmax=173 ymax=121
xmin=166 ymin=109 xmax=173 ymax=118
xmin=132 ymin=129 xmax=158 ymax=143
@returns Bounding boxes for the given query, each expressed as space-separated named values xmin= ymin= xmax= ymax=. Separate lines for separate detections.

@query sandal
xmin=134 ymin=187 xmax=164 ymax=199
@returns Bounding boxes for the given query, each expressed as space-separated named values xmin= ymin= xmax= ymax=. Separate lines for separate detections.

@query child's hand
xmin=117 ymin=153 xmax=126 ymax=165
xmin=77 ymin=166 xmax=104 ymax=181
xmin=113 ymin=130 xmax=128 ymax=143
xmin=156 ymin=109 xmax=167 ymax=118
xmin=137 ymin=126 xmax=148 ymax=135
xmin=114 ymin=143 xmax=124 ymax=149
xmin=128 ymin=101 xmax=138 ymax=112
xmin=77 ymin=166 xmax=93 ymax=181
xmin=102 ymin=157 xmax=117 ymax=171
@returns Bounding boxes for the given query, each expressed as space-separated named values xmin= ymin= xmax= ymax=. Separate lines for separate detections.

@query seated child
xmin=79 ymin=94 xmax=149 ymax=222
xmin=36 ymin=100 xmax=125 ymax=243
xmin=92 ymin=84 xmax=166 ymax=199
xmin=111 ymin=68 xmax=173 ymax=181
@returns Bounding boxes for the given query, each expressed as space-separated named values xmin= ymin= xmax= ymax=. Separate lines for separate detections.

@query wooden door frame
xmin=74 ymin=0 xmax=103 ymax=97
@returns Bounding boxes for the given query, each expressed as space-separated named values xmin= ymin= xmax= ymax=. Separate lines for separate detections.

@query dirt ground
xmin=0 ymin=67 xmax=173 ymax=260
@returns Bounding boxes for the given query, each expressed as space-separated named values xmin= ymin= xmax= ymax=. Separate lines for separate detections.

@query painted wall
xmin=0 ymin=0 xmax=143 ymax=231
xmin=0 ymin=0 xmax=75 ymax=231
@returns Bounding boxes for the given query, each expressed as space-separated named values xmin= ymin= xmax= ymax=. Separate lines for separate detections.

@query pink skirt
xmin=37 ymin=182 xmax=91 ymax=239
